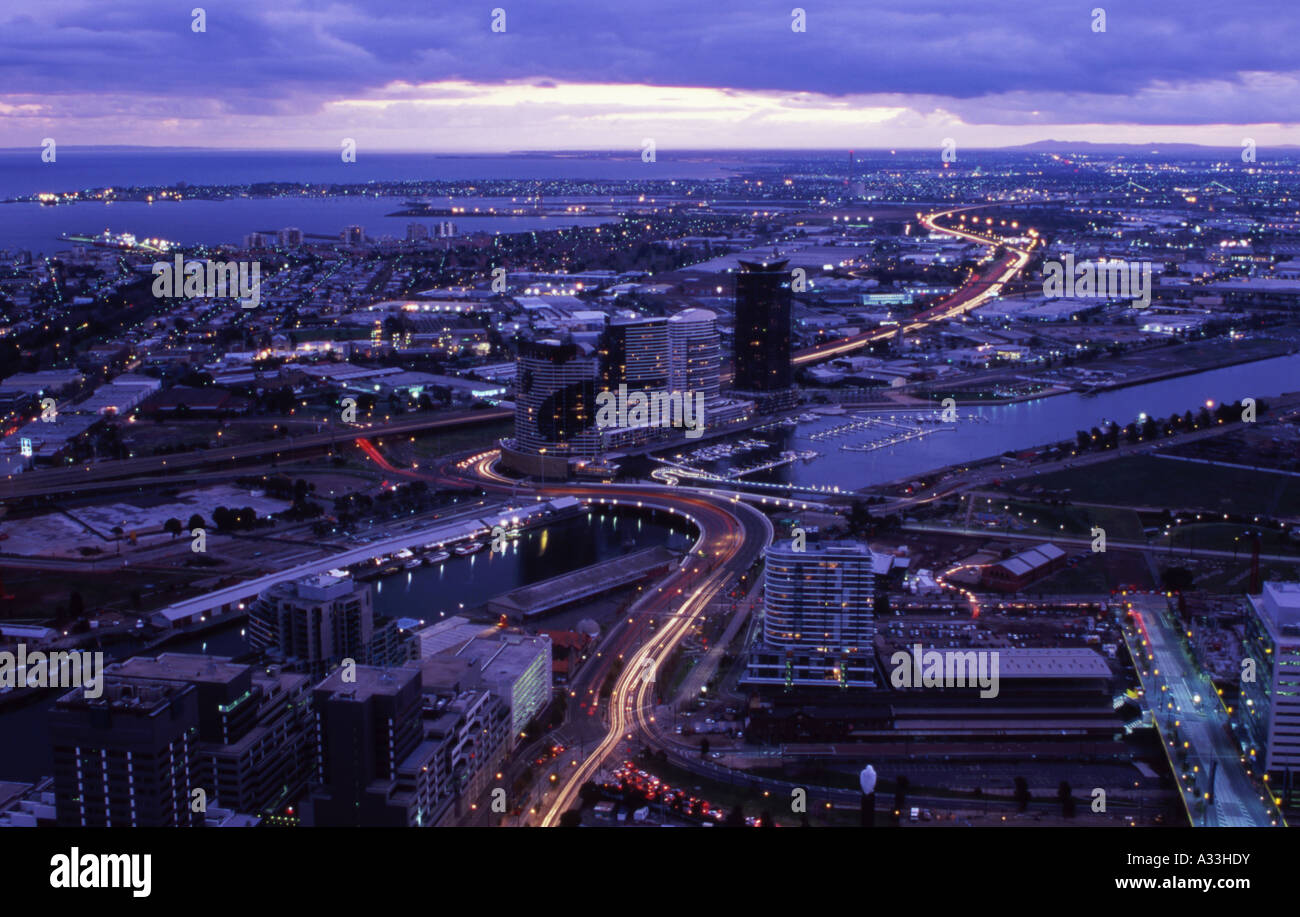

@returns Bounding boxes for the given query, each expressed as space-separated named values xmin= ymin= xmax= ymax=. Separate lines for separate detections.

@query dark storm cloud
xmin=0 ymin=0 xmax=1296 ymax=126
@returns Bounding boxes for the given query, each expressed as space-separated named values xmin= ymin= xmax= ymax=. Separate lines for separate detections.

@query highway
xmin=789 ymin=206 xmax=1035 ymax=366
xmin=1124 ymin=594 xmax=1284 ymax=826
xmin=380 ymin=447 xmax=773 ymax=826
xmin=0 ymin=408 xmax=511 ymax=499
xmin=13 ymin=204 xmax=1035 ymax=826
xmin=430 ymin=206 xmax=1039 ymax=824
xmin=520 ymin=485 xmax=771 ymax=826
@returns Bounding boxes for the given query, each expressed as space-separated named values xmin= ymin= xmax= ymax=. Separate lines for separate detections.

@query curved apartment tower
xmin=668 ymin=307 xmax=721 ymax=404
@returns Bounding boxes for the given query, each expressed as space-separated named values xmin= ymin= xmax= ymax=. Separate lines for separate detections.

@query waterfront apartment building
xmin=600 ymin=317 xmax=670 ymax=396
xmin=247 ymin=572 xmax=404 ymax=678
xmin=301 ymin=664 xmax=425 ymax=827
xmin=466 ymin=633 xmax=552 ymax=739
xmin=668 ymin=307 xmax=722 ymax=404
xmin=504 ymin=339 xmax=601 ymax=476
xmin=745 ymin=540 xmax=894 ymax=688
xmin=414 ymin=688 xmax=511 ymax=824
xmin=1241 ymin=582 xmax=1300 ymax=808
xmin=420 ymin=631 xmax=553 ymax=741
xmin=50 ymin=677 xmax=201 ymax=827
xmin=511 ymin=339 xmax=600 ymax=457
xmin=106 ymin=653 xmax=314 ymax=817
xmin=302 ymin=664 xmax=512 ymax=827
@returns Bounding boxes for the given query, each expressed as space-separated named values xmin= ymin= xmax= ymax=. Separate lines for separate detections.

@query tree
xmin=1058 ymin=781 xmax=1076 ymax=818
xmin=724 ymin=802 xmax=745 ymax=827
xmin=846 ymin=500 xmax=873 ymax=535
xmin=1014 ymin=777 xmax=1031 ymax=812
xmin=187 ymin=513 xmax=204 ymax=531
xmin=558 ymin=809 xmax=583 ymax=827
xmin=163 ymin=517 xmax=182 ymax=539
xmin=1162 ymin=567 xmax=1195 ymax=592
xmin=893 ymin=775 xmax=910 ymax=822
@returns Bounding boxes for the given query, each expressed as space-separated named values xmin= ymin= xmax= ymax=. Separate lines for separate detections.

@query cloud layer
xmin=2 ymin=0 xmax=1297 ymax=148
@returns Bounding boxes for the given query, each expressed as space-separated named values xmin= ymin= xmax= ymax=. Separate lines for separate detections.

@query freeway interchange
xmin=9 ymin=205 xmax=1047 ymax=826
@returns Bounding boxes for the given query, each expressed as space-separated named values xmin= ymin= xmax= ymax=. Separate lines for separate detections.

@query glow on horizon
xmin=6 ymin=79 xmax=1300 ymax=151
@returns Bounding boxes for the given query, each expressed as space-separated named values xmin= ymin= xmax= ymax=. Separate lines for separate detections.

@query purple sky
xmin=2 ymin=0 xmax=1297 ymax=150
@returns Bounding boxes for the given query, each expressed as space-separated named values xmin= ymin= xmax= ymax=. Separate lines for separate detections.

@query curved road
xmin=448 ymin=452 xmax=773 ymax=826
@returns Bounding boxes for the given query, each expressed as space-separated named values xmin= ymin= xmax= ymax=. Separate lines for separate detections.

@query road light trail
xmin=788 ymin=205 xmax=1035 ymax=367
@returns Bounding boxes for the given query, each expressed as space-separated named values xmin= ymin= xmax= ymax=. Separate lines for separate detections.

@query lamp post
xmin=859 ymin=764 xmax=877 ymax=827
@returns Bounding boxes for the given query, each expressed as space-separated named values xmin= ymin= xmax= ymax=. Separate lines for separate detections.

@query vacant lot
xmin=996 ymin=455 xmax=1300 ymax=517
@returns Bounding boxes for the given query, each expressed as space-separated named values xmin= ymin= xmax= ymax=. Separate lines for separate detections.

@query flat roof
xmin=456 ymin=634 xmax=550 ymax=678
xmin=887 ymin=647 xmax=1111 ymax=679
xmin=314 ymin=664 xmax=419 ymax=701
xmin=994 ymin=648 xmax=1111 ymax=678
xmin=415 ymin=617 xmax=494 ymax=658
xmin=109 ymin=653 xmax=248 ymax=684
xmin=1252 ymin=582 xmax=1300 ymax=636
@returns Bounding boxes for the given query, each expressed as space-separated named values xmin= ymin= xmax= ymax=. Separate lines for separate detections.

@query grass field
xmin=972 ymin=498 xmax=1146 ymax=542
xmin=411 ymin=420 xmax=512 ymax=459
xmin=1031 ymin=552 xmax=1155 ymax=594
xmin=1149 ymin=521 xmax=1300 ymax=557
xmin=997 ymin=455 xmax=1300 ymax=517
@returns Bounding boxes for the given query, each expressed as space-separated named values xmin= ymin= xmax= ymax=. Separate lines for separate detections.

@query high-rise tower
xmin=733 ymin=259 xmax=793 ymax=395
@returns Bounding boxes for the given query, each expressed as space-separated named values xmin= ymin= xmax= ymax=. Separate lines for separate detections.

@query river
xmin=694 ymin=351 xmax=1300 ymax=491
xmin=0 ymin=509 xmax=693 ymax=782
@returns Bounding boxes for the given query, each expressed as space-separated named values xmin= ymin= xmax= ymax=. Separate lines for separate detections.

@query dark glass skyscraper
xmin=733 ymin=259 xmax=793 ymax=393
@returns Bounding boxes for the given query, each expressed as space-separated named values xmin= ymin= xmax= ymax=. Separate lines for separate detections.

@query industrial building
xmin=981 ymin=543 xmax=1067 ymax=593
